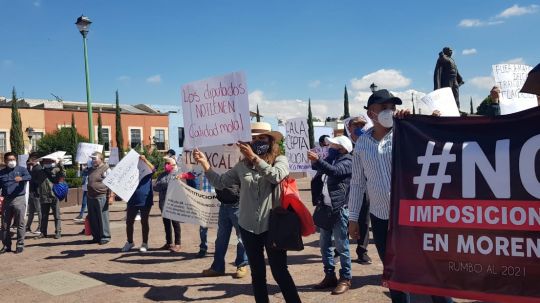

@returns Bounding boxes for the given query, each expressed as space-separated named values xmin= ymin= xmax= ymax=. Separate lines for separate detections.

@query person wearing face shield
xmin=0 ymin=152 xmax=31 ymax=254
xmin=193 ymin=122 xmax=301 ymax=303
xmin=347 ymin=89 xmax=453 ymax=303
xmin=25 ymin=153 xmax=42 ymax=235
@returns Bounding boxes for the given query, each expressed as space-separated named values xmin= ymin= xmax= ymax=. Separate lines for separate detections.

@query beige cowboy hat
xmin=250 ymin=122 xmax=283 ymax=142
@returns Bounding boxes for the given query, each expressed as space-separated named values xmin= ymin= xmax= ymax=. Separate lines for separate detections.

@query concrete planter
xmin=62 ymin=187 xmax=83 ymax=208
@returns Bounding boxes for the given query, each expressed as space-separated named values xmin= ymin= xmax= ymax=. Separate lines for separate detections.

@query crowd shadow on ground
xmin=80 ymin=270 xmax=269 ymax=301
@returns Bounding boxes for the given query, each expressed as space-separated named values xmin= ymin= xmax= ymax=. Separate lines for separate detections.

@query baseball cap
xmin=364 ymin=89 xmax=403 ymax=109
xmin=325 ymin=136 xmax=353 ymax=153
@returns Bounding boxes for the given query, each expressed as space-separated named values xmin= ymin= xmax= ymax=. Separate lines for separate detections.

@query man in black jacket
xmin=201 ymin=184 xmax=249 ymax=279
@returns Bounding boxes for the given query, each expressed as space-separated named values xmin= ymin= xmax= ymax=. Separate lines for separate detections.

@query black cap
xmin=167 ymin=149 xmax=176 ymax=156
xmin=318 ymin=135 xmax=330 ymax=144
xmin=364 ymin=89 xmax=403 ymax=109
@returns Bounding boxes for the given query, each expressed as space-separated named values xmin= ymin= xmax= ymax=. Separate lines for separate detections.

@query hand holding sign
xmin=237 ymin=142 xmax=256 ymax=163
xmin=307 ymin=151 xmax=318 ymax=161
xmin=193 ymin=148 xmax=211 ymax=172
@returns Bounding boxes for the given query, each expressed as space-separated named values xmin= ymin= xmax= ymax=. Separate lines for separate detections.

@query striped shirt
xmin=199 ymin=175 xmax=214 ymax=193
xmin=348 ymin=128 xmax=393 ymax=221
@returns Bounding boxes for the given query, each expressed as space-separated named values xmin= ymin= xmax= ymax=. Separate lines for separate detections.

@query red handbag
xmin=279 ymin=177 xmax=316 ymax=237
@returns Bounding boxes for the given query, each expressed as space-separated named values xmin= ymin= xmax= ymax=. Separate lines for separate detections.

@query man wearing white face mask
xmin=0 ymin=152 xmax=31 ymax=254
xmin=348 ymin=89 xmax=453 ymax=303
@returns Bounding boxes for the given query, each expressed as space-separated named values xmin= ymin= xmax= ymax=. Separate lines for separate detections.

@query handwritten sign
xmin=108 ymin=147 xmax=119 ymax=165
xmin=181 ymin=71 xmax=251 ymax=149
xmin=182 ymin=145 xmax=242 ymax=174
xmin=103 ymin=150 xmax=153 ymax=201
xmin=162 ymin=179 xmax=220 ymax=228
xmin=285 ymin=118 xmax=310 ymax=172
xmin=18 ymin=154 xmax=29 ymax=167
xmin=420 ymin=87 xmax=460 ymax=117
xmin=492 ymin=64 xmax=537 ymax=115
xmin=76 ymin=143 xmax=103 ymax=163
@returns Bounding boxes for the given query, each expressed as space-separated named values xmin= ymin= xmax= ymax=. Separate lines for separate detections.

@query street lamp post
xmin=26 ymin=127 xmax=34 ymax=152
xmin=75 ymin=15 xmax=94 ymax=143
xmin=369 ymin=83 xmax=378 ymax=93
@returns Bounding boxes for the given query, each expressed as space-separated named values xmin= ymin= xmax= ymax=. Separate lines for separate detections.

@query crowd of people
xmin=1 ymin=69 xmax=539 ymax=302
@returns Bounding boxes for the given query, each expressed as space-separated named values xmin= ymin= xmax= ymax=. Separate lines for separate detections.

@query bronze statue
xmin=434 ymin=47 xmax=464 ymax=107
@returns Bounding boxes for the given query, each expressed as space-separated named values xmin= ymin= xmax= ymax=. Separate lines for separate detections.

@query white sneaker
xmin=121 ymin=242 xmax=134 ymax=252
xmin=135 ymin=214 xmax=141 ymax=221
xmin=139 ymin=243 xmax=148 ymax=252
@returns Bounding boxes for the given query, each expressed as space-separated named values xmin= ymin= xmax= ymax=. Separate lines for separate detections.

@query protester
xmin=476 ymin=86 xmax=501 ymax=117
xmin=344 ymin=115 xmax=372 ymax=264
xmin=201 ymin=182 xmax=249 ymax=279
xmin=309 ymin=136 xmax=353 ymax=295
xmin=348 ymin=89 xmax=453 ymax=303
xmin=197 ymin=174 xmax=213 ymax=258
xmin=121 ymin=155 xmax=155 ymax=253
xmin=25 ymin=153 xmax=42 ymax=235
xmin=75 ymin=160 xmax=91 ymax=221
xmin=39 ymin=155 xmax=65 ymax=239
xmin=86 ymin=152 xmax=112 ymax=245
xmin=154 ymin=156 xmax=181 ymax=253
xmin=0 ymin=152 xmax=31 ymax=254
xmin=194 ymin=122 xmax=301 ymax=303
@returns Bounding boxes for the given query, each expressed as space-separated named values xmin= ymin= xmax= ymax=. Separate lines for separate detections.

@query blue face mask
xmin=354 ymin=127 xmax=365 ymax=137
xmin=251 ymin=140 xmax=270 ymax=155
xmin=327 ymin=148 xmax=340 ymax=161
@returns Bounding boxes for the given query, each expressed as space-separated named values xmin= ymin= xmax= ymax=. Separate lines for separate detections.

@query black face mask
xmin=251 ymin=140 xmax=270 ymax=155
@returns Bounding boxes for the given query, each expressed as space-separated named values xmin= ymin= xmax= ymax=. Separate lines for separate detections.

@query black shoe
xmin=99 ymin=240 xmax=110 ymax=245
xmin=356 ymin=254 xmax=372 ymax=265
xmin=15 ymin=247 xmax=23 ymax=254
xmin=0 ymin=247 xmax=12 ymax=254
xmin=54 ymin=233 xmax=61 ymax=239
xmin=86 ymin=239 xmax=99 ymax=244
xmin=196 ymin=250 xmax=207 ymax=258
xmin=78 ymin=229 xmax=85 ymax=235
xmin=75 ymin=215 xmax=83 ymax=220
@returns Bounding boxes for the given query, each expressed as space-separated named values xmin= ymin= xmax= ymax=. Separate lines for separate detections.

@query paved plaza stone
xmin=0 ymin=179 xmax=479 ymax=303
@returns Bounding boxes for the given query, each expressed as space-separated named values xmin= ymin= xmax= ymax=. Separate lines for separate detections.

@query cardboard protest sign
xmin=182 ymin=145 xmax=242 ymax=174
xmin=492 ymin=64 xmax=537 ymax=115
xmin=76 ymin=143 xmax=103 ymax=163
xmin=420 ymin=87 xmax=460 ymax=117
xmin=40 ymin=151 xmax=66 ymax=162
xmin=384 ymin=107 xmax=540 ymax=302
xmin=103 ymin=150 xmax=153 ymax=201
xmin=181 ymin=71 xmax=251 ymax=149
xmin=108 ymin=147 xmax=120 ymax=165
xmin=162 ymin=179 xmax=220 ymax=228
xmin=285 ymin=118 xmax=311 ymax=172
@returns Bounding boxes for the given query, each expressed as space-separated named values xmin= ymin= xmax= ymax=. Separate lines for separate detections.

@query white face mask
xmin=7 ymin=161 xmax=16 ymax=169
xmin=376 ymin=109 xmax=394 ymax=129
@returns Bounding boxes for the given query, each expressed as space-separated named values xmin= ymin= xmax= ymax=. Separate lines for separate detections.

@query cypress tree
xmin=97 ymin=111 xmax=104 ymax=145
xmin=412 ymin=92 xmax=416 ymax=114
xmin=308 ymin=98 xmax=315 ymax=149
xmin=343 ymin=86 xmax=350 ymax=119
xmin=115 ymin=90 xmax=125 ymax=158
xmin=256 ymin=104 xmax=261 ymax=122
xmin=470 ymin=97 xmax=474 ymax=114
xmin=71 ymin=113 xmax=79 ymax=164
xmin=9 ymin=87 xmax=24 ymax=154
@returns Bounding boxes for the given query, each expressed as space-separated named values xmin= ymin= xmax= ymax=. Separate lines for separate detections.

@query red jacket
xmin=280 ymin=178 xmax=316 ymax=237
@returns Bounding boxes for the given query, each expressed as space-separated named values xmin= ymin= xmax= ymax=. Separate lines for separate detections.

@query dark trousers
xmin=239 ymin=227 xmax=301 ymax=303
xmin=126 ymin=206 xmax=151 ymax=244
xmin=40 ymin=202 xmax=61 ymax=236
xmin=162 ymin=218 xmax=181 ymax=245
xmin=87 ymin=196 xmax=111 ymax=242
xmin=26 ymin=197 xmax=41 ymax=232
xmin=1 ymin=195 xmax=26 ymax=249
xmin=371 ymin=214 xmax=453 ymax=303
xmin=356 ymin=195 xmax=370 ymax=258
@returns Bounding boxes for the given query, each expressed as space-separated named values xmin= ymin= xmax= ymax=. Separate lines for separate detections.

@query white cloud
xmin=458 ymin=18 xmax=504 ymax=27
xmin=146 ymin=74 xmax=161 ymax=84
xmin=117 ymin=75 xmax=131 ymax=81
xmin=497 ymin=4 xmax=539 ymax=18
xmin=462 ymin=48 xmax=477 ymax=55
xmin=308 ymin=80 xmax=321 ymax=88
xmin=470 ymin=76 xmax=495 ymax=90
xmin=500 ymin=57 xmax=526 ymax=65
xmin=350 ymin=69 xmax=411 ymax=90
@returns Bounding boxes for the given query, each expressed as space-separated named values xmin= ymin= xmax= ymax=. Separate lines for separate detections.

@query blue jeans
xmin=320 ymin=207 xmax=352 ymax=280
xmin=210 ymin=205 xmax=248 ymax=272
xmin=200 ymin=226 xmax=208 ymax=252
xmin=79 ymin=191 xmax=87 ymax=217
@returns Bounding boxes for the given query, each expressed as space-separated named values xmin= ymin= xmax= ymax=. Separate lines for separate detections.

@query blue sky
xmin=1 ymin=0 xmax=538 ymax=119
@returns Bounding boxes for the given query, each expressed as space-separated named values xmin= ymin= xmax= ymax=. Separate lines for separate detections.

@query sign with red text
xmin=384 ymin=107 xmax=540 ymax=303
xmin=181 ymin=71 xmax=251 ymax=149
xmin=492 ymin=64 xmax=537 ymax=115
xmin=181 ymin=144 xmax=243 ymax=174
xmin=285 ymin=118 xmax=310 ymax=172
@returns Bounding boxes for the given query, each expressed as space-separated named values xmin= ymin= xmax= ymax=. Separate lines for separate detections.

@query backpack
xmin=215 ymin=185 xmax=240 ymax=204
xmin=52 ymin=182 xmax=69 ymax=201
